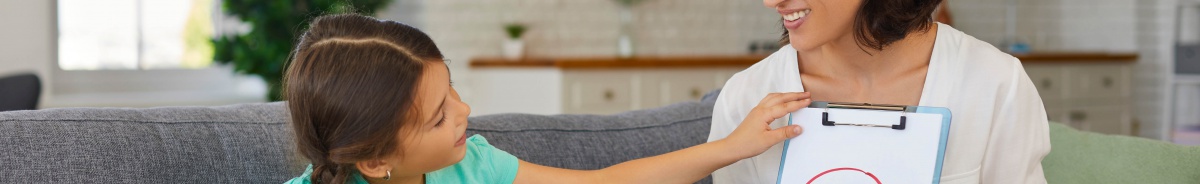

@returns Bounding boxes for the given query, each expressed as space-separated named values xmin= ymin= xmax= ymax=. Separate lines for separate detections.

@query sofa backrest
xmin=466 ymin=90 xmax=721 ymax=184
xmin=0 ymin=90 xmax=724 ymax=183
xmin=0 ymin=102 xmax=304 ymax=183
xmin=1043 ymin=122 xmax=1200 ymax=183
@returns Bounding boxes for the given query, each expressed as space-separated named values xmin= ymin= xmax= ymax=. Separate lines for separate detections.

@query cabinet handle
xmin=1040 ymin=79 xmax=1052 ymax=89
xmin=1102 ymin=77 xmax=1114 ymax=88
xmin=690 ymin=88 xmax=702 ymax=99
xmin=1069 ymin=111 xmax=1087 ymax=121
xmin=603 ymin=90 xmax=614 ymax=101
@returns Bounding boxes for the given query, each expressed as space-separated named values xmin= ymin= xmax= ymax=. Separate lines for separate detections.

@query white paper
xmin=777 ymin=107 xmax=945 ymax=184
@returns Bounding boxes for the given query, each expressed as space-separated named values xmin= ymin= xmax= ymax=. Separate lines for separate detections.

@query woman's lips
xmin=782 ymin=9 xmax=810 ymax=30
xmin=783 ymin=17 xmax=804 ymax=30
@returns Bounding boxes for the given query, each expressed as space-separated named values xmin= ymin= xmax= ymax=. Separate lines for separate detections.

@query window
xmin=57 ymin=0 xmax=215 ymax=70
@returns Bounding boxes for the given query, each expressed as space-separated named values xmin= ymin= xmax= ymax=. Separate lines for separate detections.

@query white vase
xmin=502 ymin=39 xmax=524 ymax=60
xmin=617 ymin=5 xmax=634 ymax=58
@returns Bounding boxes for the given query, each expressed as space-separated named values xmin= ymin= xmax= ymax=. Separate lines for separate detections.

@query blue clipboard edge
xmin=774 ymin=102 xmax=953 ymax=184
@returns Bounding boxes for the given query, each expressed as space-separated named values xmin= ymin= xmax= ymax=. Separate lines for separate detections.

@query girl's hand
xmin=512 ymin=92 xmax=812 ymax=184
xmin=721 ymin=92 xmax=811 ymax=158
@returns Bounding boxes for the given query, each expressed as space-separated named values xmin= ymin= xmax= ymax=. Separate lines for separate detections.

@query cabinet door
xmin=1066 ymin=106 xmax=1130 ymax=135
xmin=643 ymin=69 xmax=721 ymax=107
xmin=1023 ymin=65 xmax=1065 ymax=101
xmin=563 ymin=71 xmax=637 ymax=114
xmin=1064 ymin=64 xmax=1130 ymax=100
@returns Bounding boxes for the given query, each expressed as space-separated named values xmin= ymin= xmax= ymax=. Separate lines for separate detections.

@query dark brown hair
xmin=781 ymin=0 xmax=943 ymax=51
xmin=284 ymin=14 xmax=443 ymax=184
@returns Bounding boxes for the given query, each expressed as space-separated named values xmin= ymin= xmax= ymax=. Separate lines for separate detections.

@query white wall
xmin=0 ymin=0 xmax=56 ymax=106
xmin=1134 ymin=0 xmax=1177 ymax=140
xmin=0 ymin=0 xmax=266 ymax=108
xmin=951 ymin=0 xmax=1139 ymax=52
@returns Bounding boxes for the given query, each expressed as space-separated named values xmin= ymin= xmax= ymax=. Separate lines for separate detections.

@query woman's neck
xmin=796 ymin=23 xmax=938 ymax=81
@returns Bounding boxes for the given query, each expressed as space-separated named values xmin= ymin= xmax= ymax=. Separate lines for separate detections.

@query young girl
xmin=283 ymin=14 xmax=811 ymax=184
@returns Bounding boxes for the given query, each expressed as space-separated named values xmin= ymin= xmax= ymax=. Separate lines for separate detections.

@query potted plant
xmin=211 ymin=0 xmax=393 ymax=101
xmin=612 ymin=0 xmax=648 ymax=58
xmin=503 ymin=23 xmax=527 ymax=60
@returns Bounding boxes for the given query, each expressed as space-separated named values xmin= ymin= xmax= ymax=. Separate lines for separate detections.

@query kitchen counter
xmin=469 ymin=55 xmax=769 ymax=69
xmin=1011 ymin=52 xmax=1138 ymax=63
xmin=470 ymin=52 xmax=1137 ymax=69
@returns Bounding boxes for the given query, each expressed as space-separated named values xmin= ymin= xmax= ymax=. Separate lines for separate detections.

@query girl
xmin=283 ymin=14 xmax=811 ymax=184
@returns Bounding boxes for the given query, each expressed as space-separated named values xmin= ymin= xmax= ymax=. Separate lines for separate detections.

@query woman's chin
xmin=789 ymin=41 xmax=815 ymax=52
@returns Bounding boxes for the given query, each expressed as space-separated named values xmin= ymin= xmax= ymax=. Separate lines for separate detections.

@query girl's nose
xmin=456 ymin=103 xmax=471 ymax=127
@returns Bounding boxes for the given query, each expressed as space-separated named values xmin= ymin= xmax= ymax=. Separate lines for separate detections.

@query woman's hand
xmin=720 ymin=92 xmax=811 ymax=158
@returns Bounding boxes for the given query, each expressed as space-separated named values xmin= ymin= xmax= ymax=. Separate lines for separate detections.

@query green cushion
xmin=1042 ymin=122 xmax=1200 ymax=183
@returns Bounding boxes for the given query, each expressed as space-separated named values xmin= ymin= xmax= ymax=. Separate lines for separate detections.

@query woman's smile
xmin=780 ymin=9 xmax=810 ymax=30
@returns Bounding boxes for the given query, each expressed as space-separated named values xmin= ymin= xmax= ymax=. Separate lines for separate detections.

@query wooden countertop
xmin=470 ymin=55 xmax=769 ymax=69
xmin=1011 ymin=52 xmax=1138 ymax=63
xmin=471 ymin=53 xmax=1137 ymax=69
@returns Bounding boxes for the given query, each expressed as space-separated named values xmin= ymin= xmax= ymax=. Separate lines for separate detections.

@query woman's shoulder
xmin=929 ymin=23 xmax=1040 ymax=106
xmin=933 ymin=23 xmax=1027 ymax=83
xmin=724 ymin=46 xmax=798 ymax=89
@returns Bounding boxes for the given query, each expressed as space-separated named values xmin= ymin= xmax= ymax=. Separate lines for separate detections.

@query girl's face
xmin=389 ymin=61 xmax=472 ymax=175
xmin=765 ymin=0 xmax=862 ymax=51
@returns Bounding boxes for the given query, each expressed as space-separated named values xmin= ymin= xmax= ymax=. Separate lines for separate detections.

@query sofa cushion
xmin=1042 ymin=122 xmax=1200 ymax=183
xmin=0 ymin=102 xmax=303 ymax=183
xmin=466 ymin=90 xmax=721 ymax=183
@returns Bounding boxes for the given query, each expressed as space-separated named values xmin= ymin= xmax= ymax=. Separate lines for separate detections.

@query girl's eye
xmin=433 ymin=113 xmax=447 ymax=127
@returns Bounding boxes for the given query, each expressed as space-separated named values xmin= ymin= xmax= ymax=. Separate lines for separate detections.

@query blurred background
xmin=0 ymin=0 xmax=1197 ymax=145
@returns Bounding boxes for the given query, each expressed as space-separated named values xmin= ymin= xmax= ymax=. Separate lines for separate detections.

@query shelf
xmin=471 ymin=52 xmax=1138 ymax=69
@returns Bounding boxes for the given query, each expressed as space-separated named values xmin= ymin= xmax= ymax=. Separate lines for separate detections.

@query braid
xmin=311 ymin=162 xmax=354 ymax=184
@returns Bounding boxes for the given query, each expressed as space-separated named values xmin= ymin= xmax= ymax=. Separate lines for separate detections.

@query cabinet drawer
xmin=1064 ymin=65 xmax=1130 ymax=99
xmin=1065 ymin=106 xmax=1131 ymax=135
xmin=1023 ymin=65 xmax=1065 ymax=100
xmin=563 ymin=72 xmax=636 ymax=114
xmin=642 ymin=70 xmax=720 ymax=107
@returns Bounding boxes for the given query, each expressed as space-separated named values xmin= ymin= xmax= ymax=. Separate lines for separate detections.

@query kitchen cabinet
xmin=1018 ymin=53 xmax=1137 ymax=136
xmin=470 ymin=56 xmax=755 ymax=115
xmin=471 ymin=53 xmax=1140 ymax=136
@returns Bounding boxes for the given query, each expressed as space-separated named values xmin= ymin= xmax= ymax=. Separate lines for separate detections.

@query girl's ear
xmin=356 ymin=159 xmax=391 ymax=179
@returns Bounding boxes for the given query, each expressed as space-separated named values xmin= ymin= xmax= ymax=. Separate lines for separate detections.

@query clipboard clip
xmin=820 ymin=102 xmax=907 ymax=130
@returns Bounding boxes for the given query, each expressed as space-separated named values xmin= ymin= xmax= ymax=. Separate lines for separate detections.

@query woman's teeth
xmin=784 ymin=9 xmax=811 ymax=21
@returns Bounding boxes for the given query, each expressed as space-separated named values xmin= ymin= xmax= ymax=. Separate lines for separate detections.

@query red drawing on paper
xmin=805 ymin=167 xmax=882 ymax=184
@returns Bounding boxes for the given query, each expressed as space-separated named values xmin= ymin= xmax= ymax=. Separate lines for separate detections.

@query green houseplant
xmin=212 ymin=0 xmax=393 ymax=101
xmin=502 ymin=23 xmax=526 ymax=60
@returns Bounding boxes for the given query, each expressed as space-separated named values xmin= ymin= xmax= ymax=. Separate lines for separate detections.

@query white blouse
xmin=707 ymin=23 xmax=1051 ymax=184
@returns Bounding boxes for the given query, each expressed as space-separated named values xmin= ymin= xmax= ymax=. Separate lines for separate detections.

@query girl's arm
xmin=513 ymin=92 xmax=811 ymax=184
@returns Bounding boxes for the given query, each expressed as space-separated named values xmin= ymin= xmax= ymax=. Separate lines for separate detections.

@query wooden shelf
xmin=471 ymin=53 xmax=1137 ymax=69
xmin=470 ymin=55 xmax=767 ymax=69
xmin=1013 ymin=52 xmax=1138 ymax=63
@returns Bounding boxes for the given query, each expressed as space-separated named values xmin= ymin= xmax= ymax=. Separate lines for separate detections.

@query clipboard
xmin=776 ymin=101 xmax=952 ymax=184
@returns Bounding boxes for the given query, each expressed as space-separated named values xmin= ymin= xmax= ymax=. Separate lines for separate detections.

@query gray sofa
xmin=0 ymin=92 xmax=719 ymax=183
xmin=5 ymin=90 xmax=1199 ymax=183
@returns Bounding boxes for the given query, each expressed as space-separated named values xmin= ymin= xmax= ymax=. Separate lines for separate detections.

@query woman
xmin=706 ymin=0 xmax=1050 ymax=183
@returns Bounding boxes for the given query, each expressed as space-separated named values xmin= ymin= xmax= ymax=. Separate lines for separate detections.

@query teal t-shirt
xmin=284 ymin=135 xmax=520 ymax=184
